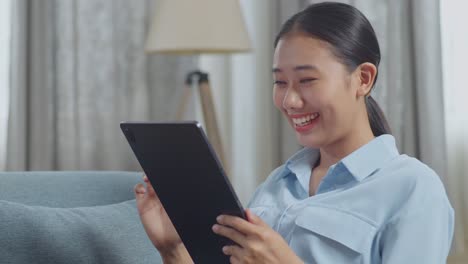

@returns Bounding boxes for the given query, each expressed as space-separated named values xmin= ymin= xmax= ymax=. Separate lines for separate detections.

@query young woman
xmin=134 ymin=2 xmax=454 ymax=263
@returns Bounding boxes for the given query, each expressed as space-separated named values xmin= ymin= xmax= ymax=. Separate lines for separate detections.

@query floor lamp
xmin=145 ymin=0 xmax=251 ymax=170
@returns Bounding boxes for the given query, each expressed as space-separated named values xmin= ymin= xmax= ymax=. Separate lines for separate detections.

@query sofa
xmin=0 ymin=171 xmax=162 ymax=264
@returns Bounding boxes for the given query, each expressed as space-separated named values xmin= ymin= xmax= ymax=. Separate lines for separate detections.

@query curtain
xmin=441 ymin=1 xmax=468 ymax=259
xmin=0 ymin=0 xmax=12 ymax=171
xmin=7 ymin=0 xmax=196 ymax=171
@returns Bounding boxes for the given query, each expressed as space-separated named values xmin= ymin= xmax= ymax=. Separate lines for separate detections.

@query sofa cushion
xmin=0 ymin=199 xmax=162 ymax=264
xmin=0 ymin=171 xmax=143 ymax=207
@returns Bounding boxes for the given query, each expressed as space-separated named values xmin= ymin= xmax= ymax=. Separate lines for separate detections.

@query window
xmin=0 ymin=0 xmax=12 ymax=170
xmin=440 ymin=0 xmax=468 ymax=257
xmin=441 ymin=1 xmax=468 ymax=169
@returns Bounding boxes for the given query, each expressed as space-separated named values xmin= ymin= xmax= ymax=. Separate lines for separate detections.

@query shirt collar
xmin=279 ymin=147 xmax=318 ymax=193
xmin=340 ymin=134 xmax=399 ymax=181
xmin=279 ymin=134 xmax=400 ymax=190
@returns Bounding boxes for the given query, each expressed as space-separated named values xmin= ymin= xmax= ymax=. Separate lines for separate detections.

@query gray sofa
xmin=0 ymin=171 xmax=162 ymax=264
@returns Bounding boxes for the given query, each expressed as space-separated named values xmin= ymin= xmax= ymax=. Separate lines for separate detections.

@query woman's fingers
xmin=223 ymin=246 xmax=244 ymax=264
xmin=143 ymin=175 xmax=158 ymax=199
xmin=135 ymin=175 xmax=162 ymax=216
xmin=223 ymin=245 xmax=244 ymax=256
xmin=134 ymin=183 xmax=146 ymax=196
xmin=212 ymin=224 xmax=246 ymax=246
xmin=245 ymin=209 xmax=266 ymax=226
xmin=229 ymin=257 xmax=241 ymax=264
xmin=216 ymin=215 xmax=258 ymax=236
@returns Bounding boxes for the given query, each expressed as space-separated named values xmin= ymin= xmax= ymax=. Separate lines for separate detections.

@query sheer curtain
xmin=441 ymin=0 xmax=468 ymax=259
xmin=6 ymin=0 xmax=196 ymax=171
xmin=0 ymin=0 xmax=12 ymax=171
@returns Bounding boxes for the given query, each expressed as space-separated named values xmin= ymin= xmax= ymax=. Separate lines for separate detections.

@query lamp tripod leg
xmin=176 ymin=86 xmax=193 ymax=120
xmin=179 ymin=71 xmax=228 ymax=172
xmin=199 ymin=81 xmax=226 ymax=168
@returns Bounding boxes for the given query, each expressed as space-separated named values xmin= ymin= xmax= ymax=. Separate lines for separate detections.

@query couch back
xmin=0 ymin=171 xmax=142 ymax=207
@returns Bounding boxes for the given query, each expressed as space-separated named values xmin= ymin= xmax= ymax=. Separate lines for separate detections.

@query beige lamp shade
xmin=145 ymin=0 xmax=251 ymax=54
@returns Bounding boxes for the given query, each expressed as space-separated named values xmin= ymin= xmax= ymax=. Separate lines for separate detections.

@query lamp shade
xmin=145 ymin=0 xmax=251 ymax=54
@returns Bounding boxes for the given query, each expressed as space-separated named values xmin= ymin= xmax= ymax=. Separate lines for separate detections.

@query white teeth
xmin=292 ymin=113 xmax=319 ymax=125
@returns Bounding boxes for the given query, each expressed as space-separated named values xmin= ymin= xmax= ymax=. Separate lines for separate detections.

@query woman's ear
xmin=355 ymin=62 xmax=377 ymax=97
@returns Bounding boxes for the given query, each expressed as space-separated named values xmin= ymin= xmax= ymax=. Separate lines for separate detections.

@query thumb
xmin=245 ymin=209 xmax=265 ymax=226
xmin=143 ymin=175 xmax=157 ymax=198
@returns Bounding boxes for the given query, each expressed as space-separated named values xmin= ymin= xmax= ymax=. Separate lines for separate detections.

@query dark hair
xmin=274 ymin=2 xmax=391 ymax=136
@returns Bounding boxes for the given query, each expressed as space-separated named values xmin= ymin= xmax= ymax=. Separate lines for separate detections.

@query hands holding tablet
xmin=135 ymin=175 xmax=303 ymax=264
xmin=212 ymin=211 xmax=304 ymax=264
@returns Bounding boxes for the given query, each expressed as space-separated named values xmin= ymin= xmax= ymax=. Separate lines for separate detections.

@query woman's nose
xmin=283 ymin=87 xmax=304 ymax=110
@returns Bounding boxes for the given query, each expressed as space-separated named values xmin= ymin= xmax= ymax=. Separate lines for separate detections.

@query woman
xmin=134 ymin=2 xmax=454 ymax=263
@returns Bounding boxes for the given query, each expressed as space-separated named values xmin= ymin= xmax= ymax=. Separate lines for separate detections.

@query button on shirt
xmin=247 ymin=135 xmax=454 ymax=264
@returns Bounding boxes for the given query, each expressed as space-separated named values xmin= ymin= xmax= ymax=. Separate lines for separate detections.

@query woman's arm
xmin=379 ymin=202 xmax=454 ymax=263
xmin=159 ymin=245 xmax=193 ymax=264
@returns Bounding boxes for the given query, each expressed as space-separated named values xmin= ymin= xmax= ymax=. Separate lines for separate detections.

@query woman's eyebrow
xmin=294 ymin=64 xmax=318 ymax=72
xmin=272 ymin=64 xmax=318 ymax=73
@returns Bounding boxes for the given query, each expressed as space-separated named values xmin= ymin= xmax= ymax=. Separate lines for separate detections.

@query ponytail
xmin=366 ymin=95 xmax=391 ymax=136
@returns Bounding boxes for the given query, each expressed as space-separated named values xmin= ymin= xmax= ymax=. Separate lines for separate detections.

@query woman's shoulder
xmin=377 ymin=154 xmax=450 ymax=206
xmin=348 ymin=154 xmax=454 ymax=228
xmin=385 ymin=154 xmax=444 ymax=186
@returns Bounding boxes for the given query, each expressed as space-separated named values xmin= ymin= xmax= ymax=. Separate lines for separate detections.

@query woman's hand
xmin=212 ymin=209 xmax=304 ymax=264
xmin=134 ymin=175 xmax=192 ymax=263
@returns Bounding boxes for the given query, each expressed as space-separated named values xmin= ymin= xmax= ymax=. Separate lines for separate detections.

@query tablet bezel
xmin=120 ymin=121 xmax=245 ymax=263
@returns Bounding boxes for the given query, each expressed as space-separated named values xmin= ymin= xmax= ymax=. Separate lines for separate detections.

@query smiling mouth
xmin=291 ymin=113 xmax=320 ymax=127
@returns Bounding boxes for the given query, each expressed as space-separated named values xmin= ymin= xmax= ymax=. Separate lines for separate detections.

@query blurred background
xmin=0 ymin=0 xmax=466 ymax=261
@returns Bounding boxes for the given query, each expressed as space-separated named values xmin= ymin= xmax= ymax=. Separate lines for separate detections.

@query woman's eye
xmin=274 ymin=80 xmax=287 ymax=86
xmin=300 ymin=78 xmax=317 ymax=84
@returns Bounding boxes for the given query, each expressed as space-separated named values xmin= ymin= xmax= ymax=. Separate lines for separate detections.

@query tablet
xmin=120 ymin=121 xmax=245 ymax=263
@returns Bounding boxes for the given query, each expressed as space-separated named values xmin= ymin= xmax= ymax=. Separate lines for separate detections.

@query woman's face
xmin=273 ymin=34 xmax=363 ymax=149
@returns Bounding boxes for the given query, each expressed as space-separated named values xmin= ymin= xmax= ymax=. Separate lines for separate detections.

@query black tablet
xmin=120 ymin=121 xmax=245 ymax=263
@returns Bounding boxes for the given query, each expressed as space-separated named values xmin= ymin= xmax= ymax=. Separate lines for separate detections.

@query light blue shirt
xmin=248 ymin=135 xmax=454 ymax=264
